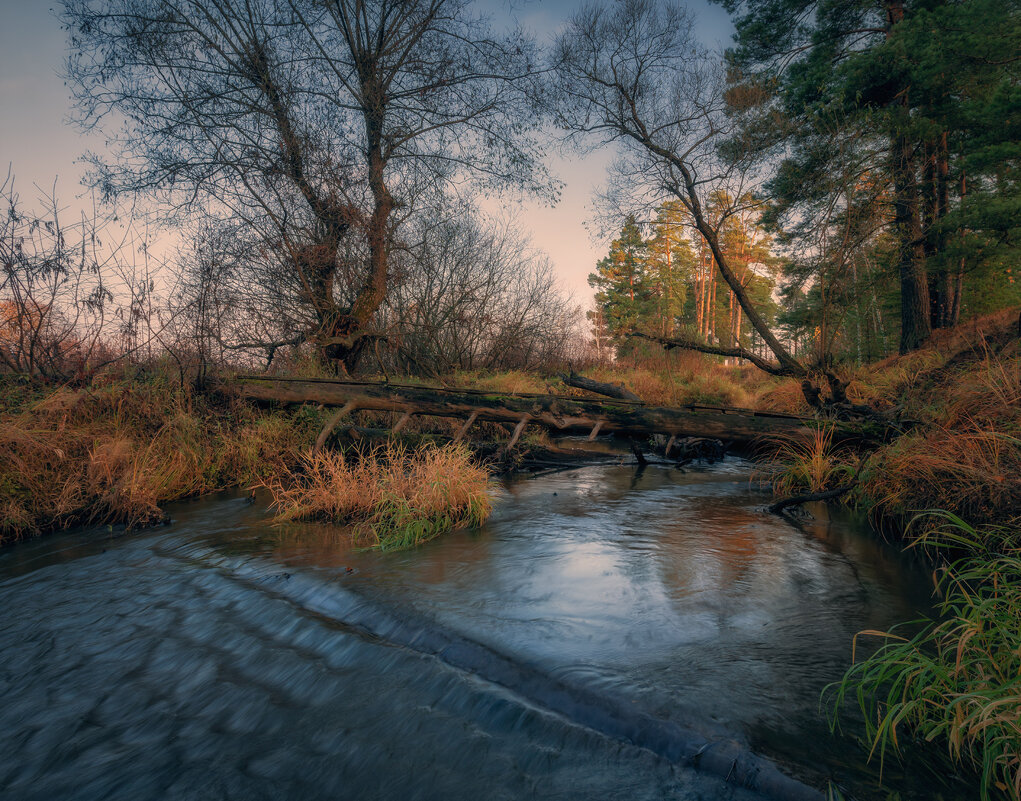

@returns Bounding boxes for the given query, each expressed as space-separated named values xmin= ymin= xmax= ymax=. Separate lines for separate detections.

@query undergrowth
xmin=739 ymin=308 xmax=1019 ymax=536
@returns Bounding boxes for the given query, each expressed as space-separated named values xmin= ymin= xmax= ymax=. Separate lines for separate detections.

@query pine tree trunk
xmin=708 ymin=263 xmax=717 ymax=344
xmin=892 ymin=131 xmax=932 ymax=353
xmin=946 ymin=169 xmax=967 ymax=328
xmin=885 ymin=0 xmax=932 ymax=353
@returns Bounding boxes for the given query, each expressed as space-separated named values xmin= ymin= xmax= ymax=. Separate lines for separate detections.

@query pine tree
xmin=718 ymin=0 xmax=1021 ymax=354
xmin=588 ymin=216 xmax=652 ymax=350
xmin=645 ymin=202 xmax=695 ymax=337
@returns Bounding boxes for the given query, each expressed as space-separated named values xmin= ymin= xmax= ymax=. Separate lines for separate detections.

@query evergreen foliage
xmin=590 ymin=202 xmax=782 ymax=360
xmin=715 ymin=0 xmax=1021 ymax=357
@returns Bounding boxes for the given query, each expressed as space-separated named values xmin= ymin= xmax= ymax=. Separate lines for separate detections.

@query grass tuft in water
xmin=762 ymin=424 xmax=857 ymax=497
xmin=257 ymin=441 xmax=493 ymax=551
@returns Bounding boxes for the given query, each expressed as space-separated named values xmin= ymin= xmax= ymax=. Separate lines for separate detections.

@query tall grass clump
xmin=257 ymin=441 xmax=493 ymax=551
xmin=583 ymin=355 xmax=764 ymax=408
xmin=857 ymin=347 xmax=1021 ymax=532
xmin=828 ymin=514 xmax=1021 ymax=800
xmin=763 ymin=425 xmax=856 ymax=496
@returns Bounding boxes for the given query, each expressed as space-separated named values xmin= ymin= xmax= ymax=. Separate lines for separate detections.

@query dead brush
xmin=584 ymin=358 xmax=759 ymax=408
xmin=0 ymin=371 xmax=323 ymax=542
xmin=256 ymin=441 xmax=493 ymax=551
xmin=755 ymin=378 xmax=810 ymax=414
xmin=449 ymin=370 xmax=549 ymax=395
xmin=0 ymin=421 xmax=90 ymax=538
xmin=942 ymin=352 xmax=1021 ymax=428
xmin=858 ymin=349 xmax=1021 ymax=531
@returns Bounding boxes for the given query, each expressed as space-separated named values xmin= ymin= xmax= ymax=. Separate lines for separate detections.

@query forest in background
xmin=586 ymin=0 xmax=1020 ymax=372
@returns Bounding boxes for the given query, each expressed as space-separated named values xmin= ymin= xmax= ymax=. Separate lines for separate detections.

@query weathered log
xmin=314 ymin=424 xmax=624 ymax=472
xmin=505 ymin=415 xmax=530 ymax=451
xmin=314 ymin=400 xmax=357 ymax=451
xmin=558 ymin=370 xmax=641 ymax=402
xmin=225 ymin=375 xmax=885 ymax=446
xmin=454 ymin=411 xmax=478 ymax=442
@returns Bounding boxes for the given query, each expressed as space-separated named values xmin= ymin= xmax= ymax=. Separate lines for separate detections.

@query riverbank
xmin=0 ymin=370 xmax=492 ymax=548
xmin=739 ymin=309 xmax=1018 ymax=801
xmin=0 ymin=459 xmax=970 ymax=801
xmin=565 ymin=311 xmax=1021 ymax=799
xmin=3 ymin=310 xmax=1016 ymax=547
xmin=589 ymin=308 xmax=1020 ymax=539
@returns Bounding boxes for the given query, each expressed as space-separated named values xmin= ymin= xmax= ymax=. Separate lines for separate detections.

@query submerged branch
xmin=767 ymin=484 xmax=856 ymax=515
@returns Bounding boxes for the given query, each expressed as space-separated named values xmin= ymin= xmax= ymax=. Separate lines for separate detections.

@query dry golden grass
xmin=0 ymin=369 xmax=323 ymax=542
xmin=763 ymin=425 xmax=856 ymax=496
xmin=583 ymin=352 xmax=771 ymax=408
xmin=754 ymin=380 xmax=811 ymax=415
xmin=850 ymin=313 xmax=1021 ymax=532
xmin=447 ymin=369 xmax=551 ymax=395
xmin=256 ymin=441 xmax=493 ymax=551
xmin=862 ymin=428 xmax=1021 ymax=529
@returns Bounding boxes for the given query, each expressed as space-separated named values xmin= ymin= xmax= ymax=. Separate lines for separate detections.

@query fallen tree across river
xmin=223 ymin=375 xmax=894 ymax=452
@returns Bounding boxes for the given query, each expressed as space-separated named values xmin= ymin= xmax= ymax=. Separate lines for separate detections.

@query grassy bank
xmin=0 ymin=368 xmax=320 ymax=541
xmin=2 ymin=315 xmax=1018 ymax=794
xmin=575 ymin=308 xmax=1021 ymax=536
xmin=827 ymin=516 xmax=1021 ymax=800
xmin=0 ymin=367 xmax=493 ymax=549
xmin=755 ymin=309 xmax=1020 ymax=534
xmin=558 ymin=311 xmax=1018 ymax=798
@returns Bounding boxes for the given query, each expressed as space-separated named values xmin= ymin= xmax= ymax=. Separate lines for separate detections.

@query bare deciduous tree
xmin=0 ymin=172 xmax=133 ymax=381
xmin=63 ymin=0 xmax=555 ymax=370
xmin=379 ymin=205 xmax=577 ymax=374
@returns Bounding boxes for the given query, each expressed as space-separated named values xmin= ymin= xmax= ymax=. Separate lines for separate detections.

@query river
xmin=0 ymin=458 xmax=977 ymax=800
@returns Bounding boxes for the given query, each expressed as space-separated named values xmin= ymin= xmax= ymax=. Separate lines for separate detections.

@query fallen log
xmin=224 ymin=375 xmax=886 ymax=447
xmin=313 ymin=423 xmax=624 ymax=472
xmin=558 ymin=370 xmax=641 ymax=401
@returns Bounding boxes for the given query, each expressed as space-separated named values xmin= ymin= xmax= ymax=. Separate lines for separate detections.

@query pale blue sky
xmin=0 ymin=0 xmax=734 ymax=303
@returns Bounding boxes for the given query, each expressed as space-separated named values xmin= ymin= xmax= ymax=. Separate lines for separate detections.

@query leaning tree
xmin=552 ymin=0 xmax=806 ymax=377
xmin=63 ymin=0 xmax=555 ymax=370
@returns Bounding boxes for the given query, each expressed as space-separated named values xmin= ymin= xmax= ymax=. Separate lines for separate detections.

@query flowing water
xmin=0 ymin=458 xmax=978 ymax=800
